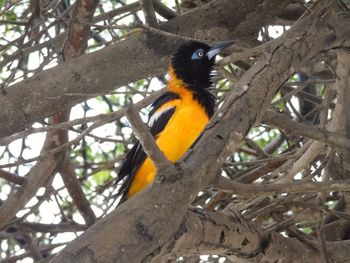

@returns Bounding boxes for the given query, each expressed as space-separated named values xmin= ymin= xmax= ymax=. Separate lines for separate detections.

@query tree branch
xmin=262 ymin=110 xmax=350 ymax=149
xmin=17 ymin=222 xmax=86 ymax=233
xmin=152 ymin=0 xmax=177 ymax=19
xmin=59 ymin=157 xmax=97 ymax=226
xmin=0 ymin=0 xmax=293 ymax=138
xmin=139 ymin=0 xmax=158 ymax=27
xmin=0 ymin=169 xmax=25 ymax=185
xmin=125 ymin=104 xmax=174 ymax=172
xmin=212 ymin=177 xmax=350 ymax=196
xmin=151 ymin=209 xmax=324 ymax=263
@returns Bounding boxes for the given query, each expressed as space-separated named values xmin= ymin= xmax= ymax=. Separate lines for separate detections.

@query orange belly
xmin=127 ymin=99 xmax=209 ymax=197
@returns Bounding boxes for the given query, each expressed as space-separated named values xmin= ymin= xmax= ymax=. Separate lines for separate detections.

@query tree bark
xmin=152 ymin=210 xmax=324 ymax=263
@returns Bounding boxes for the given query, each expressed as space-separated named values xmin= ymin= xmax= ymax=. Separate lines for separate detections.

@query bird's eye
xmin=191 ymin=49 xmax=205 ymax=60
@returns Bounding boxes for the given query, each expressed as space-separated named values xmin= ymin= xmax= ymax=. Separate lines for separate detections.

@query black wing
xmin=115 ymin=92 xmax=180 ymax=203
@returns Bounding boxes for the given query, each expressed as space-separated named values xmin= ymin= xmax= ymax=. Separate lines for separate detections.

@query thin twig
xmin=125 ymin=102 xmax=173 ymax=171
xmin=137 ymin=23 xmax=200 ymax=42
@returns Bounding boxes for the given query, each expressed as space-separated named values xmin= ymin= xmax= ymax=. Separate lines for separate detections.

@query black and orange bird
xmin=115 ymin=40 xmax=234 ymax=203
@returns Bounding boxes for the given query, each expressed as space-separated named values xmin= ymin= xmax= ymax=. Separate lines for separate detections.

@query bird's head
xmin=170 ymin=40 xmax=235 ymax=90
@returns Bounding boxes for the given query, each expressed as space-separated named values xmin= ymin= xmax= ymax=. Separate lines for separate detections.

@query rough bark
xmin=0 ymin=0 xmax=292 ymax=138
xmin=333 ymin=51 xmax=350 ymax=173
xmin=49 ymin=5 xmax=350 ymax=263
xmin=151 ymin=210 xmax=323 ymax=263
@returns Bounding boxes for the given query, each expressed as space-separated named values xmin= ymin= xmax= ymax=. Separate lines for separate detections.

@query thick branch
xmin=0 ymin=0 xmax=293 ymax=138
xmin=153 ymin=210 xmax=323 ymax=263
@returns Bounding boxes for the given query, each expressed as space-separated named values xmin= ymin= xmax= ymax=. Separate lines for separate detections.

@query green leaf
xmin=301 ymin=226 xmax=313 ymax=234
xmin=5 ymin=10 xmax=17 ymax=21
xmin=92 ymin=170 xmax=111 ymax=185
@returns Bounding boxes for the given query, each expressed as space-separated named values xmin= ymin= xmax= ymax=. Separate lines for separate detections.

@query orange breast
xmin=127 ymin=80 xmax=210 ymax=197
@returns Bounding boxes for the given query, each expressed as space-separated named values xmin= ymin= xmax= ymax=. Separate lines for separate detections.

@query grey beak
xmin=207 ymin=40 xmax=237 ymax=60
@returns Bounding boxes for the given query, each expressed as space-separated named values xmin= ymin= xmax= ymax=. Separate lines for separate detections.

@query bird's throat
xmin=167 ymin=66 xmax=215 ymax=118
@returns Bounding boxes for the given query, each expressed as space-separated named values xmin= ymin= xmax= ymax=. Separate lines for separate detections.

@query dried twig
xmin=125 ymin=102 xmax=174 ymax=172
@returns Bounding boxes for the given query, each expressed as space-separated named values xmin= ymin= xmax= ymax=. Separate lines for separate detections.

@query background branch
xmin=139 ymin=0 xmax=158 ymax=27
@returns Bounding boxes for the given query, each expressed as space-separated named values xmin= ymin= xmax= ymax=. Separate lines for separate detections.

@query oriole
xmin=115 ymin=40 xmax=234 ymax=203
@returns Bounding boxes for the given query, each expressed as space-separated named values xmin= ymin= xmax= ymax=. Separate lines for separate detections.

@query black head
xmin=170 ymin=40 xmax=235 ymax=91
xmin=171 ymin=41 xmax=213 ymax=90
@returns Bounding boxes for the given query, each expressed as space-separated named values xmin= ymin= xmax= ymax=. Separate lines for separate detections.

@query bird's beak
xmin=207 ymin=40 xmax=237 ymax=60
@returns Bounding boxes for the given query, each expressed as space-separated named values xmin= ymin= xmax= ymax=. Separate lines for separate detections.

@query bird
xmin=115 ymin=40 xmax=234 ymax=204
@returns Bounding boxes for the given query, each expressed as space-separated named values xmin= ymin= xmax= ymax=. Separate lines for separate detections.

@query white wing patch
xmin=148 ymin=106 xmax=175 ymax=128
